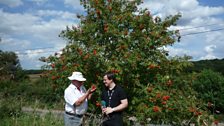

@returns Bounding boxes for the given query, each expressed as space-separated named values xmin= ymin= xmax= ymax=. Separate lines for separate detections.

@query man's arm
xmin=74 ymin=89 xmax=91 ymax=106
xmin=74 ymin=88 xmax=96 ymax=106
xmin=104 ymin=99 xmax=128 ymax=114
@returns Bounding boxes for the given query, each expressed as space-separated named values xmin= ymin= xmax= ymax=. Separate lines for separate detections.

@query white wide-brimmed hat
xmin=68 ymin=72 xmax=86 ymax=81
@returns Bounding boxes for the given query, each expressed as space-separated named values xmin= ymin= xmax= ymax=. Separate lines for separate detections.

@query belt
xmin=65 ymin=111 xmax=83 ymax=118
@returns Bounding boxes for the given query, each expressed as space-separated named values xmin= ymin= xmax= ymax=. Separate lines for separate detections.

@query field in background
xmin=28 ymin=74 xmax=42 ymax=83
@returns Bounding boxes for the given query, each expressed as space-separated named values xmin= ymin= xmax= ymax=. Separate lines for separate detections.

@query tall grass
xmin=0 ymin=79 xmax=64 ymax=126
xmin=0 ymin=113 xmax=64 ymax=126
xmin=0 ymin=95 xmax=63 ymax=126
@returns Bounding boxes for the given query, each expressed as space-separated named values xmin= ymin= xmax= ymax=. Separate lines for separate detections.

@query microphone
xmin=101 ymin=100 xmax=106 ymax=108
xmin=101 ymin=100 xmax=109 ymax=119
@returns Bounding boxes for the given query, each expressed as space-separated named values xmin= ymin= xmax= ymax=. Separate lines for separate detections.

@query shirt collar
xmin=70 ymin=83 xmax=83 ymax=91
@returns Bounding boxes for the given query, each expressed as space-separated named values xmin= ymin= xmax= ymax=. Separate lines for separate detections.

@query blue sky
xmin=0 ymin=0 xmax=224 ymax=70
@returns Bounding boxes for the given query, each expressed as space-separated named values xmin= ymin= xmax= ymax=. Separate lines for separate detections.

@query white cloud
xmin=64 ymin=0 xmax=80 ymax=6
xmin=0 ymin=8 xmax=75 ymax=69
xmin=0 ymin=37 xmax=31 ymax=51
xmin=0 ymin=0 xmax=23 ymax=7
xmin=142 ymin=0 xmax=224 ymax=24
xmin=37 ymin=10 xmax=76 ymax=19
xmin=142 ymin=0 xmax=224 ymax=62
xmin=32 ymin=0 xmax=48 ymax=5
xmin=205 ymin=45 xmax=216 ymax=53
xmin=188 ymin=6 xmax=224 ymax=19
xmin=26 ymin=49 xmax=44 ymax=58
xmin=140 ymin=1 xmax=164 ymax=14
xmin=200 ymin=54 xmax=217 ymax=60
xmin=64 ymin=0 xmax=84 ymax=11
xmin=17 ymin=48 xmax=54 ymax=69
xmin=0 ymin=9 xmax=78 ymax=36
xmin=178 ymin=0 xmax=198 ymax=10
xmin=19 ymin=55 xmax=47 ymax=69
xmin=199 ymin=45 xmax=218 ymax=60
xmin=29 ymin=19 xmax=72 ymax=40
xmin=142 ymin=0 xmax=199 ymax=18
xmin=0 ymin=10 xmax=41 ymax=35
xmin=0 ymin=9 xmax=76 ymax=46
xmin=206 ymin=30 xmax=224 ymax=44
xmin=165 ymin=46 xmax=200 ymax=58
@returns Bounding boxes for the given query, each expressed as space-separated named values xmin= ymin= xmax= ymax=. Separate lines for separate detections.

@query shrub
xmin=192 ymin=69 xmax=224 ymax=113
xmin=0 ymin=97 xmax=22 ymax=119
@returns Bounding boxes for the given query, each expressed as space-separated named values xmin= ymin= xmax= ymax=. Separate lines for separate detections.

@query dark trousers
xmin=102 ymin=114 xmax=123 ymax=126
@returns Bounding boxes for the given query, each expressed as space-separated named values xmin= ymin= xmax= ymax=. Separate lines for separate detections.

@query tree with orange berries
xmin=42 ymin=0 xmax=212 ymax=125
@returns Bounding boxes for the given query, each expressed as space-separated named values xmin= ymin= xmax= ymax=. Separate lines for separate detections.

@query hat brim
xmin=68 ymin=76 xmax=86 ymax=81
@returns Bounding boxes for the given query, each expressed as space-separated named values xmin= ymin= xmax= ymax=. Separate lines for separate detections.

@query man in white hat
xmin=64 ymin=71 xmax=96 ymax=126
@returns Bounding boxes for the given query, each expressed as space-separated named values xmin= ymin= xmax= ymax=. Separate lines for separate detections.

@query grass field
xmin=28 ymin=74 xmax=42 ymax=83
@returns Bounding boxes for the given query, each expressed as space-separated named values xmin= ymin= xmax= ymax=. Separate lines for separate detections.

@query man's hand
xmin=102 ymin=99 xmax=128 ymax=115
xmin=90 ymin=84 xmax=97 ymax=93
xmin=103 ymin=107 xmax=114 ymax=115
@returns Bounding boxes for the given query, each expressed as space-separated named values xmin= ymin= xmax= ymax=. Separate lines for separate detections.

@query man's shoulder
xmin=115 ymin=85 xmax=125 ymax=92
xmin=115 ymin=84 xmax=124 ymax=89
xmin=65 ymin=84 xmax=74 ymax=91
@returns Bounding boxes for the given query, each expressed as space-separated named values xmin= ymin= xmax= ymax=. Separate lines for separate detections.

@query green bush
xmin=0 ymin=80 xmax=13 ymax=92
xmin=0 ymin=97 xmax=22 ymax=119
xmin=192 ymin=69 xmax=224 ymax=113
xmin=0 ymin=78 xmax=62 ymax=109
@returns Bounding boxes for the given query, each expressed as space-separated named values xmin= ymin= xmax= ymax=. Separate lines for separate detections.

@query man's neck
xmin=109 ymin=82 xmax=116 ymax=90
xmin=72 ymin=81 xmax=81 ymax=88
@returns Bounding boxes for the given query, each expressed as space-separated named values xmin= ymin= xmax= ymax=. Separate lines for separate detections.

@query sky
xmin=0 ymin=0 xmax=224 ymax=70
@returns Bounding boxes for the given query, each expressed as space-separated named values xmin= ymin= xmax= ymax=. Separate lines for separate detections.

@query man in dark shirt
xmin=101 ymin=72 xmax=128 ymax=126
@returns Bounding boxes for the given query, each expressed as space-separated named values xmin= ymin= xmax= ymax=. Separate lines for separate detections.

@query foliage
xmin=188 ymin=58 xmax=224 ymax=75
xmin=0 ymin=79 xmax=62 ymax=109
xmin=40 ymin=0 xmax=213 ymax=124
xmin=0 ymin=79 xmax=64 ymax=125
xmin=0 ymin=97 xmax=22 ymax=119
xmin=0 ymin=113 xmax=63 ymax=126
xmin=192 ymin=69 xmax=224 ymax=113
xmin=0 ymin=50 xmax=27 ymax=81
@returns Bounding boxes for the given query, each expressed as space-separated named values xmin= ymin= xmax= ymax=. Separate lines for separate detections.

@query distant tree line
xmin=186 ymin=58 xmax=224 ymax=75
xmin=24 ymin=69 xmax=45 ymax=74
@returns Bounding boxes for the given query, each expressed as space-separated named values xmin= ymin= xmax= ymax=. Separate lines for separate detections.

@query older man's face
xmin=72 ymin=80 xmax=84 ymax=85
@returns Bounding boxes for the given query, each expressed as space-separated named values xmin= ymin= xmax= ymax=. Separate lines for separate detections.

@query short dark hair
xmin=105 ymin=72 xmax=116 ymax=82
